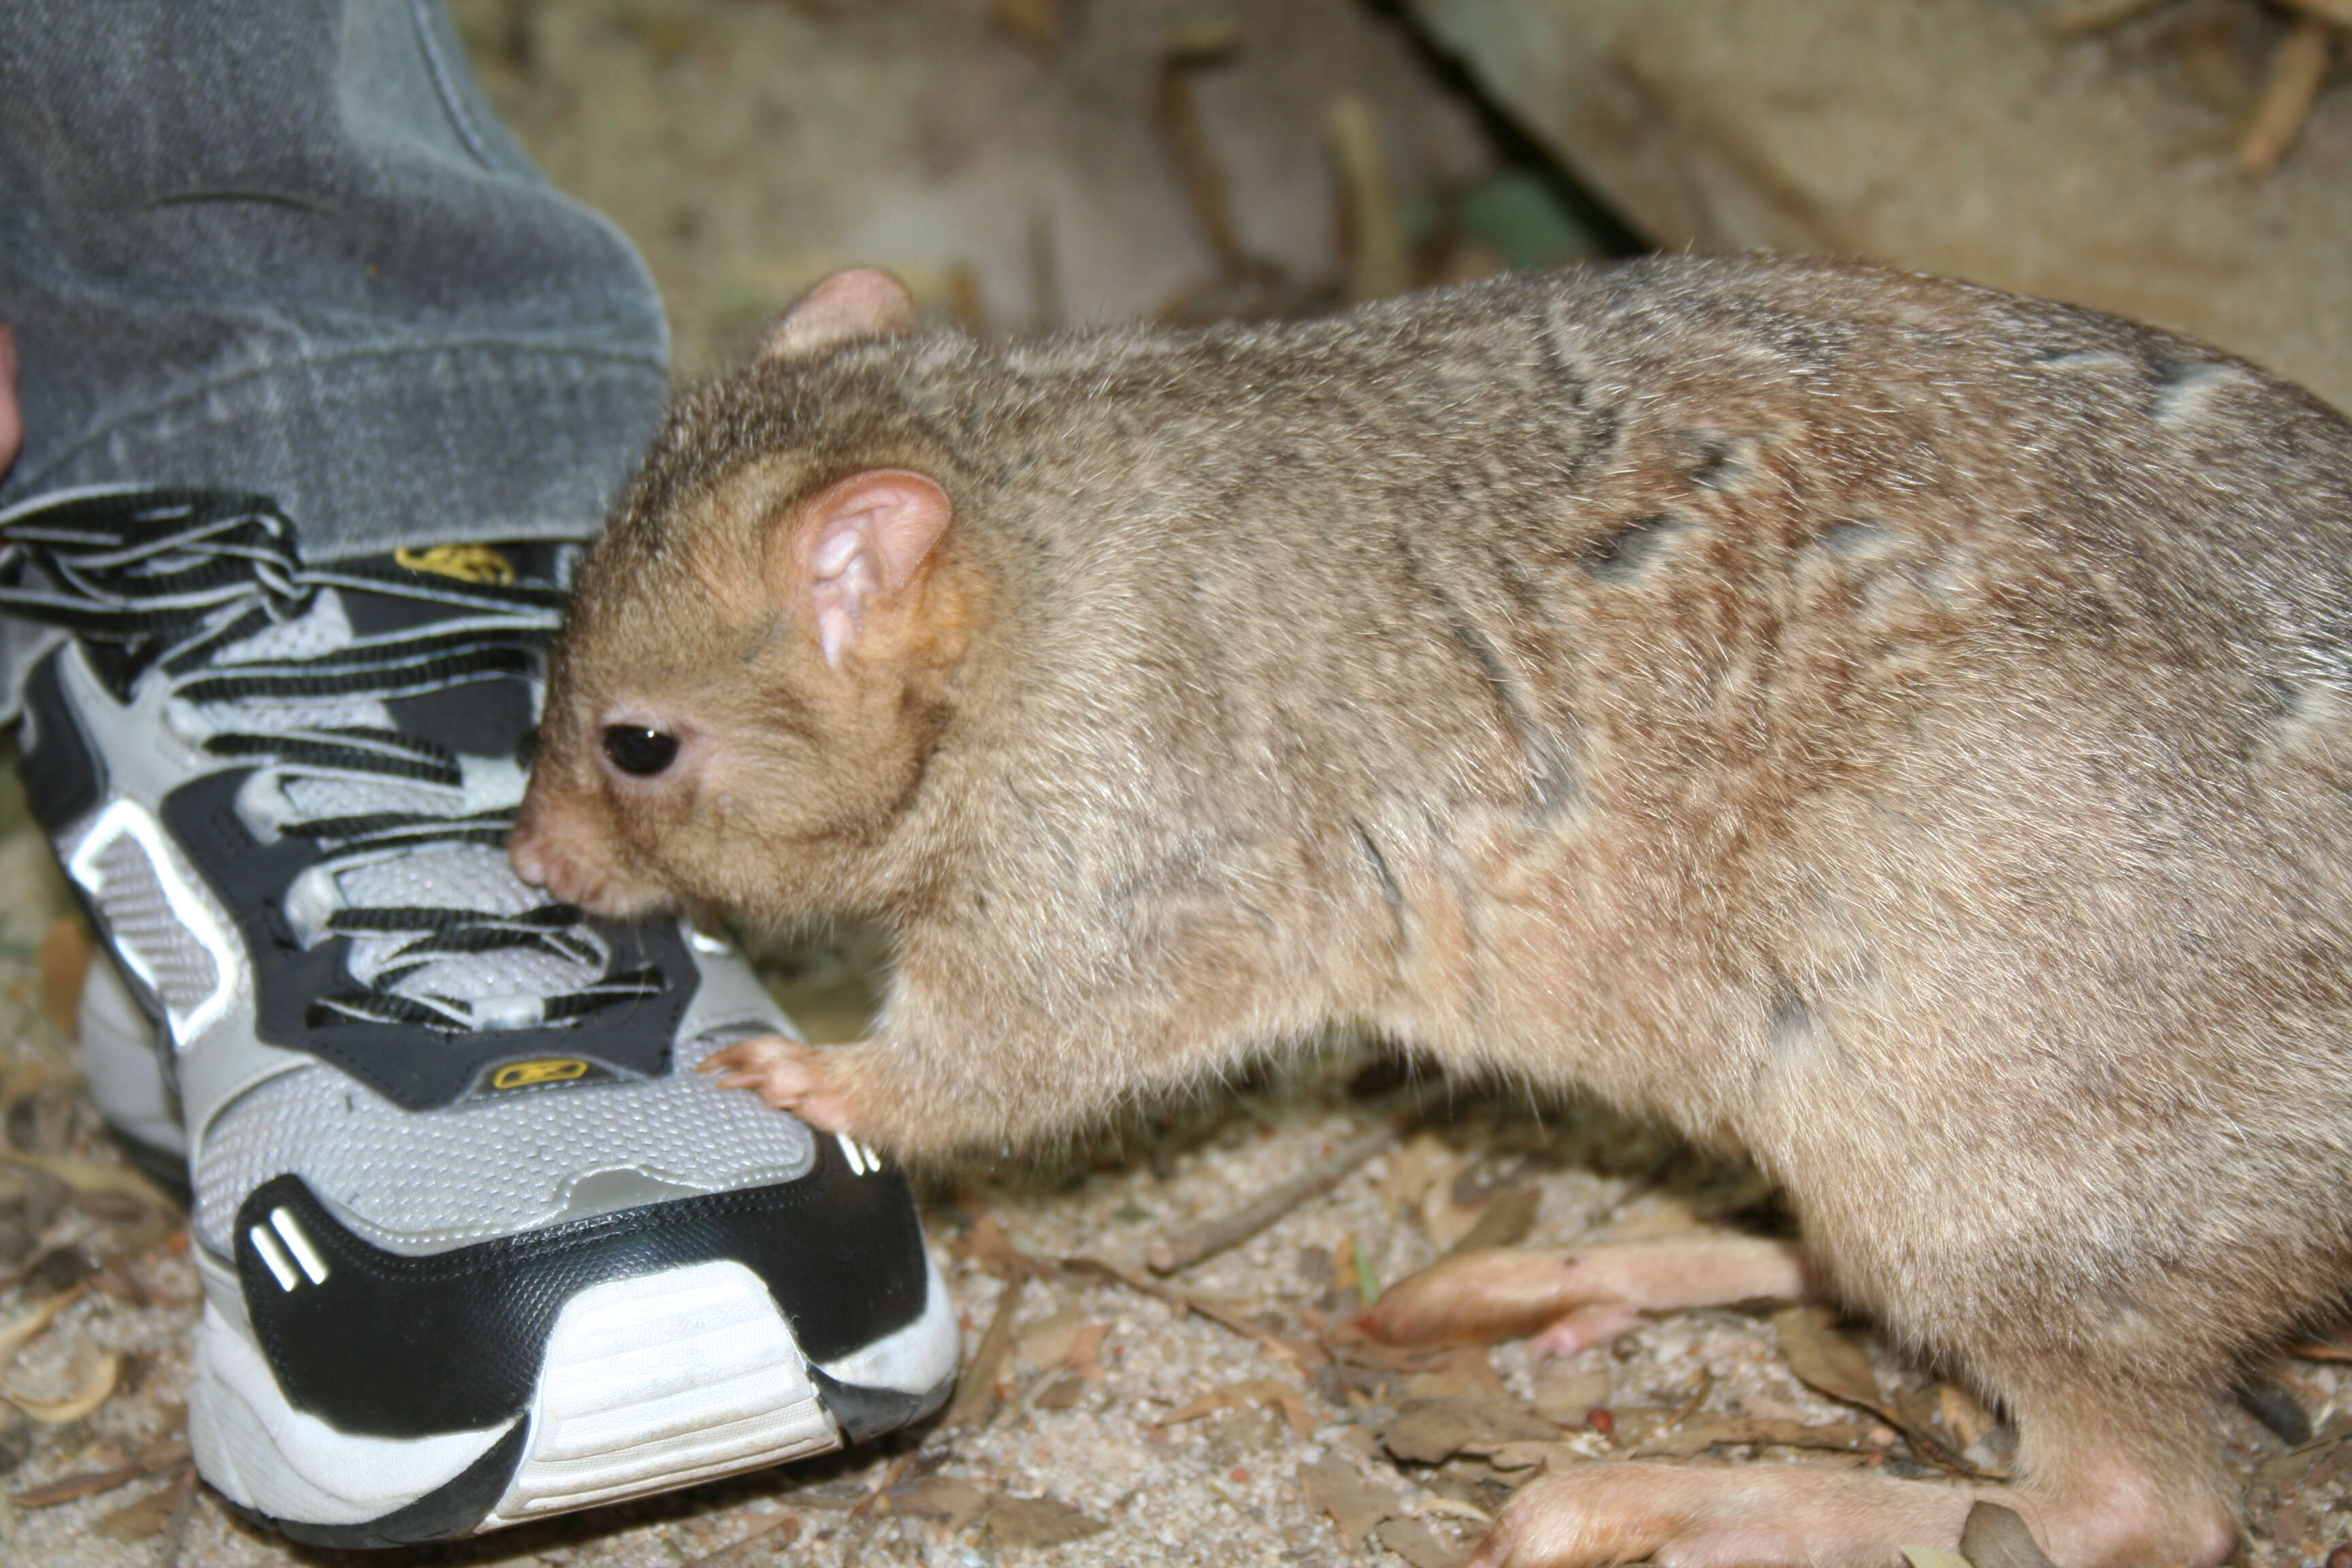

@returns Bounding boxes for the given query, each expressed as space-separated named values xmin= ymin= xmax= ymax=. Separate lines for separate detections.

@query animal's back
xmin=934 ymin=255 xmax=2352 ymax=1347
xmin=1411 ymin=257 xmax=2352 ymax=1365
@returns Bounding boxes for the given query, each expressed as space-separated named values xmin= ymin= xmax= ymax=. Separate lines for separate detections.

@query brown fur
xmin=514 ymin=254 xmax=2352 ymax=1563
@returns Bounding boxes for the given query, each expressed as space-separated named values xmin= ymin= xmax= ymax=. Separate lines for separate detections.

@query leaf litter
xmin=5 ymin=947 xmax=2347 ymax=1565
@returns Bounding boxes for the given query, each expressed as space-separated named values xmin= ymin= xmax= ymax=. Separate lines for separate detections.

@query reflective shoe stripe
xmin=65 ymin=795 xmax=244 ymax=1047
xmin=480 ymin=1260 xmax=840 ymax=1526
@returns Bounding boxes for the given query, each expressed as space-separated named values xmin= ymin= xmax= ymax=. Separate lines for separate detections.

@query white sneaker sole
xmin=192 ymin=1259 xmax=849 ymax=1536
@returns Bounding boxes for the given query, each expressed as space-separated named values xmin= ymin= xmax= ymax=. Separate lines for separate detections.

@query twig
xmin=6 ymin=1437 xmax=189 ymax=1507
xmin=1448 ymin=1184 xmax=1541 ymax=1256
xmin=2278 ymin=0 xmax=2352 ymax=31
xmin=1152 ymin=42 xmax=1245 ymax=276
xmin=1061 ymin=1254 xmax=1312 ymax=1371
xmin=1147 ymin=1123 xmax=1399 ymax=1273
xmin=681 ymin=1512 xmax=804 ymax=1568
xmin=2240 ymin=16 xmax=2334 ymax=178
xmin=836 ymin=1511 xmax=881 ymax=1568
xmin=1665 ymin=1368 xmax=1716 ymax=1430
xmin=154 ymin=1467 xmax=199 ymax=1568
xmin=1325 ymin=94 xmax=1406 ymax=305
xmin=858 ymin=1454 xmax=914 ymax=1512
xmin=2043 ymin=0 xmax=2167 ymax=38
xmin=988 ymin=0 xmax=1064 ymax=55
xmin=942 ymin=1275 xmax=1026 ymax=1428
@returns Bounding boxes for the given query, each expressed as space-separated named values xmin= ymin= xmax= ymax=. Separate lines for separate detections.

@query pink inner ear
xmin=796 ymin=470 xmax=953 ymax=668
xmin=759 ymin=268 xmax=918 ymax=362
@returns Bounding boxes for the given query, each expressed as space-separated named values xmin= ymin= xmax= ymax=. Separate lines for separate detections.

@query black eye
xmin=602 ymin=725 xmax=679 ymax=777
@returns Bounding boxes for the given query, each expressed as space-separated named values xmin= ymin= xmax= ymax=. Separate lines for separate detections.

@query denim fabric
xmin=0 ymin=0 xmax=670 ymax=559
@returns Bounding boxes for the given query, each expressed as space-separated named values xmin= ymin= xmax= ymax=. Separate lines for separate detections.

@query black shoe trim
xmin=235 ymin=1420 xmax=532 ymax=1550
xmin=808 ymin=1366 xmax=955 ymax=1446
xmin=18 ymin=647 xmax=104 ymax=836
xmin=20 ymin=647 xmax=194 ymax=1124
xmin=161 ymin=765 xmax=695 ymax=1110
xmin=103 ymin=1128 xmax=192 ymax=1206
xmin=236 ymin=1132 xmax=928 ymax=1439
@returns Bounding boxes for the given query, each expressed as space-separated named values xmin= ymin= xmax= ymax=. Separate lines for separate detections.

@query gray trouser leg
xmin=0 ymin=0 xmax=670 ymax=560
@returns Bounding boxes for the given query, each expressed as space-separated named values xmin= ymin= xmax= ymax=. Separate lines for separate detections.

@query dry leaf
xmin=1420 ymin=1184 xmax=1486 ymax=1250
xmin=1937 ymin=1382 xmax=1999 ymax=1450
xmin=987 ymin=1494 xmax=1107 ymax=1548
xmin=6 ymin=1344 xmax=121 ymax=1424
xmin=1893 ymin=1384 xmax=1946 ymax=1443
xmin=35 ymin=915 xmax=93 ymax=1041
xmin=1068 ymin=1322 xmax=1112 ymax=1380
xmin=2238 ymin=1372 xmax=2313 ymax=1443
xmin=1033 ymin=1373 xmax=1087 ymax=1409
xmin=0 ymin=1285 xmax=84 ymax=1367
xmin=679 ymin=1510 xmax=802 ymax=1567
xmin=1377 ymin=1514 xmax=1469 ymax=1568
xmin=1960 ymin=1501 xmax=2057 ymax=1568
xmin=1406 ymin=1344 xmax=1505 ymax=1396
xmin=945 ymin=1274 xmax=1026 ymax=1428
xmin=1298 ymin=1453 xmax=1399 ymax=1546
xmin=1332 ymin=1338 xmax=1460 ymax=1373
xmin=1450 ymin=1186 xmax=1541 ymax=1254
xmin=1016 ymin=1305 xmax=1083 ymax=1370
xmin=951 ymin=1211 xmax=1040 ymax=1279
xmin=1622 ymin=1410 xmax=1889 ymax=1458
xmin=1533 ymin=1364 xmax=1610 ymax=1422
xmin=1899 ymin=1549 xmax=1972 ymax=1568
xmin=1485 ymin=1439 xmax=1584 ymax=1472
xmin=1771 ymin=1307 xmax=1982 ymax=1475
xmin=2239 ymin=16 xmax=2333 ymax=178
xmin=1159 ymin=1377 xmax=1315 ymax=1439
xmin=1 ymin=1153 xmax=173 ymax=1210
xmin=1413 ymin=1497 xmax=1493 ymax=1524
xmin=10 ymin=1458 xmax=145 ymax=1509
xmin=1384 ymin=1132 xmax=1458 ymax=1217
xmin=990 ymin=0 xmax=1062 ymax=54
xmin=1378 ymin=1396 xmax=1562 ymax=1464
xmin=1772 ymin=1306 xmax=1884 ymax=1413
xmin=1591 ymin=1193 xmax=1707 ymax=1243
xmin=1330 ymin=1229 xmax=1360 ymax=1297
xmin=94 ymin=1477 xmax=186 ymax=1543
xmin=887 ymin=1475 xmax=992 ymax=1532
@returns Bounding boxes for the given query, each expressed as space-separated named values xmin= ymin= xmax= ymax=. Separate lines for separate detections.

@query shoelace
xmin=0 ymin=488 xmax=664 ymax=1032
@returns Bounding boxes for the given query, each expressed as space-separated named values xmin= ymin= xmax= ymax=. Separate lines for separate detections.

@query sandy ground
xmin=7 ymin=3 xmax=2352 ymax=1566
xmin=7 ymin=855 xmax=2352 ymax=1566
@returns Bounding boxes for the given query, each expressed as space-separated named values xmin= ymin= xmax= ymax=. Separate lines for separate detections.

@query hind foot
xmin=1362 ymin=1236 xmax=1814 ymax=1352
xmin=1469 ymin=1456 xmax=2232 ymax=1568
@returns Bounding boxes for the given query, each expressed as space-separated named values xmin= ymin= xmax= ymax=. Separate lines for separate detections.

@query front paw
xmin=700 ymin=1034 xmax=863 ymax=1133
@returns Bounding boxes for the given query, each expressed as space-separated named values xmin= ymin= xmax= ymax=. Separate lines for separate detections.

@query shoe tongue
xmin=270 ymin=542 xmax=605 ymax=1022
xmin=331 ymin=542 xmax=569 ymax=638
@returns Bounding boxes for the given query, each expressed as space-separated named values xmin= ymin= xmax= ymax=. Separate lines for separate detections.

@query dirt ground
xmin=7 ymin=3 xmax=2352 ymax=1566
xmin=7 ymin=827 xmax=2352 ymax=1565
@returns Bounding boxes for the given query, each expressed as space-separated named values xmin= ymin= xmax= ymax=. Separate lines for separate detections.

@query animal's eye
xmin=602 ymin=725 xmax=680 ymax=777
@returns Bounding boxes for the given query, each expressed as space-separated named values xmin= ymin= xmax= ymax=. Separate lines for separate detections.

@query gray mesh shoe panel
xmin=84 ymin=829 xmax=222 ymax=1022
xmin=193 ymin=1031 xmax=817 ymax=1254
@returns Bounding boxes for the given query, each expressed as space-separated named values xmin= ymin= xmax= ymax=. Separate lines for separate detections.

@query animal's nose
xmin=507 ymin=813 xmax=564 ymax=895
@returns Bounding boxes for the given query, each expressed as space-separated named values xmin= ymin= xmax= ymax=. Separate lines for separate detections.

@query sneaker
xmin=0 ymin=487 xmax=958 ymax=1546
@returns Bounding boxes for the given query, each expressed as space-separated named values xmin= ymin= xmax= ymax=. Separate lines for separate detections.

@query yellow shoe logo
xmin=395 ymin=544 xmax=516 ymax=586
xmin=490 ymin=1058 xmax=591 ymax=1090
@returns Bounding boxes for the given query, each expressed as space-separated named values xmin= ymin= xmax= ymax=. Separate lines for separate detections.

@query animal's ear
xmin=785 ymin=469 xmax=953 ymax=669
xmin=758 ymin=269 xmax=917 ymax=363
